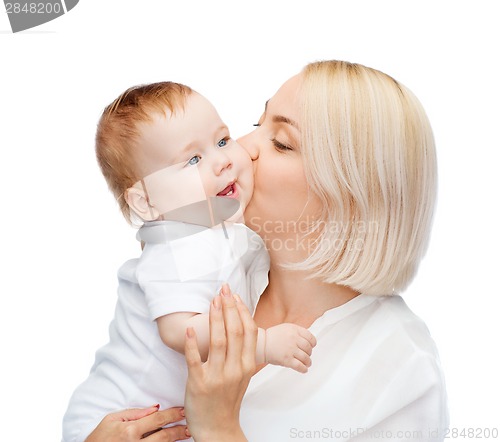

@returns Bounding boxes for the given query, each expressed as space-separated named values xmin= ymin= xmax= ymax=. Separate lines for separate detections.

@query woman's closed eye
xmin=272 ymin=138 xmax=293 ymax=152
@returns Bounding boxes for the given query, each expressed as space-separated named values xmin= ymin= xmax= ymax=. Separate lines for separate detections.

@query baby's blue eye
xmin=188 ymin=155 xmax=201 ymax=166
xmin=217 ymin=137 xmax=229 ymax=148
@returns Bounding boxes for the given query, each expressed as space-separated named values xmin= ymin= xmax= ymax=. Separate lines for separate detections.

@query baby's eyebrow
xmin=216 ymin=124 xmax=229 ymax=133
xmin=172 ymin=141 xmax=197 ymax=164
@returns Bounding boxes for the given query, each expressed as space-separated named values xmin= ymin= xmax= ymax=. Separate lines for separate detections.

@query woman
xmin=87 ymin=60 xmax=448 ymax=441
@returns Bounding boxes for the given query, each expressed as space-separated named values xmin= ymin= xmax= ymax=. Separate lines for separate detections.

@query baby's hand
xmin=264 ymin=324 xmax=317 ymax=373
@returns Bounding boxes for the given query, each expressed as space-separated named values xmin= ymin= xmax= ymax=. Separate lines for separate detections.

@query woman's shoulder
xmin=356 ymin=296 xmax=448 ymax=428
xmin=334 ymin=295 xmax=447 ymax=406
xmin=316 ymin=294 xmax=440 ymax=358
xmin=360 ymin=294 xmax=441 ymax=360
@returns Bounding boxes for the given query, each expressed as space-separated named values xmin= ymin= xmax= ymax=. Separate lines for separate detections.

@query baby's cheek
xmin=198 ymin=168 xmax=217 ymax=198
xmin=243 ymin=166 xmax=255 ymax=202
xmin=242 ymin=152 xmax=255 ymax=182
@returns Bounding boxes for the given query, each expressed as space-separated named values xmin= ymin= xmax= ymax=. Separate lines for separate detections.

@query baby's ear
xmin=124 ymin=187 xmax=159 ymax=221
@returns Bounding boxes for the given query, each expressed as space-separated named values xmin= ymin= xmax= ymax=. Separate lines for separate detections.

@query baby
xmin=62 ymin=82 xmax=316 ymax=442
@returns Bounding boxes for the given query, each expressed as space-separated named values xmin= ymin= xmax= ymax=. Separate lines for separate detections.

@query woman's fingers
xmin=220 ymin=285 xmax=244 ymax=366
xmin=207 ymin=293 xmax=226 ymax=370
xmin=184 ymin=327 xmax=203 ymax=381
xmin=106 ymin=405 xmax=160 ymax=422
xmin=135 ymin=407 xmax=186 ymax=438
xmin=234 ymin=294 xmax=258 ymax=373
xmin=145 ymin=425 xmax=190 ymax=441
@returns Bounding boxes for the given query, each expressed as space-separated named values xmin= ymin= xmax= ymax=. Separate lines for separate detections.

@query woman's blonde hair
xmin=296 ymin=60 xmax=437 ymax=295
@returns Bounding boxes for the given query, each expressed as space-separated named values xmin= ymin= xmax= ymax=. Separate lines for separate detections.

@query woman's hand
xmin=184 ymin=284 xmax=256 ymax=442
xmin=85 ymin=405 xmax=190 ymax=442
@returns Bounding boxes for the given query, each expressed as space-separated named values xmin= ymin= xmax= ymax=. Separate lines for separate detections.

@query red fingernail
xmin=152 ymin=403 xmax=160 ymax=409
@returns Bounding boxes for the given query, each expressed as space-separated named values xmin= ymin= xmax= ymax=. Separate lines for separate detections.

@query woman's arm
xmin=184 ymin=285 xmax=255 ymax=442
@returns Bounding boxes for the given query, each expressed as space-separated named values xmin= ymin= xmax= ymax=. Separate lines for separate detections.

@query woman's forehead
xmin=266 ymin=74 xmax=302 ymax=118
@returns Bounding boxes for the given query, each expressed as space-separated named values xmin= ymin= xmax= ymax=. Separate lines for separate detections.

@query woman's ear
xmin=124 ymin=187 xmax=160 ymax=221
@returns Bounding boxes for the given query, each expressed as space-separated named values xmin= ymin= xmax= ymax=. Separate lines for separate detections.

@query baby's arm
xmin=257 ymin=324 xmax=317 ymax=373
xmin=157 ymin=312 xmax=317 ymax=372
xmin=157 ymin=312 xmax=211 ymax=361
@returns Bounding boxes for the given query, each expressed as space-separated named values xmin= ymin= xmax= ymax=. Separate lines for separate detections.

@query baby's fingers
xmin=298 ymin=328 xmax=317 ymax=348
xmin=289 ymin=356 xmax=309 ymax=374
xmin=294 ymin=348 xmax=312 ymax=369
xmin=297 ymin=336 xmax=315 ymax=355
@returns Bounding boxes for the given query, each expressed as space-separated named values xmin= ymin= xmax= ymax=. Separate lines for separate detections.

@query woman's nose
xmin=237 ymin=130 xmax=259 ymax=161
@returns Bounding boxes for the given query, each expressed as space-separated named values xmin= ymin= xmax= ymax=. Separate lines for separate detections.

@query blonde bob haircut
xmin=294 ymin=60 xmax=437 ymax=295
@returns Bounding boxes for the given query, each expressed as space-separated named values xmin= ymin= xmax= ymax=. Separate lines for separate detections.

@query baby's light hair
xmin=95 ymin=82 xmax=193 ymax=223
xmin=291 ymin=60 xmax=437 ymax=295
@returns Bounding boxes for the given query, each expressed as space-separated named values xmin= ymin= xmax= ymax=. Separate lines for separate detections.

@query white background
xmin=1 ymin=1 xmax=499 ymax=440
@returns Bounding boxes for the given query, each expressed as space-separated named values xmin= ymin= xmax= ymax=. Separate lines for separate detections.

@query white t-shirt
xmin=240 ymin=294 xmax=449 ymax=441
xmin=62 ymin=221 xmax=269 ymax=442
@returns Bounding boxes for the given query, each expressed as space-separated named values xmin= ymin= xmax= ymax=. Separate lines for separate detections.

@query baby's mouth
xmin=217 ymin=183 xmax=235 ymax=197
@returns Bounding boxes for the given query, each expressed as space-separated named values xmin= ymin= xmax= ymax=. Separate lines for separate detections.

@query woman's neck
xmin=254 ymin=259 xmax=360 ymax=329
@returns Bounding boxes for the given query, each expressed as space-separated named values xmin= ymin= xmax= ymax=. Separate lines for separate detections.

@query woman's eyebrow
xmin=265 ymin=99 xmax=299 ymax=129
xmin=272 ymin=115 xmax=299 ymax=129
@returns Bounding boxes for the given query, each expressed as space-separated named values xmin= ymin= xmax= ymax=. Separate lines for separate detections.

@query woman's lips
xmin=217 ymin=183 xmax=239 ymax=199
